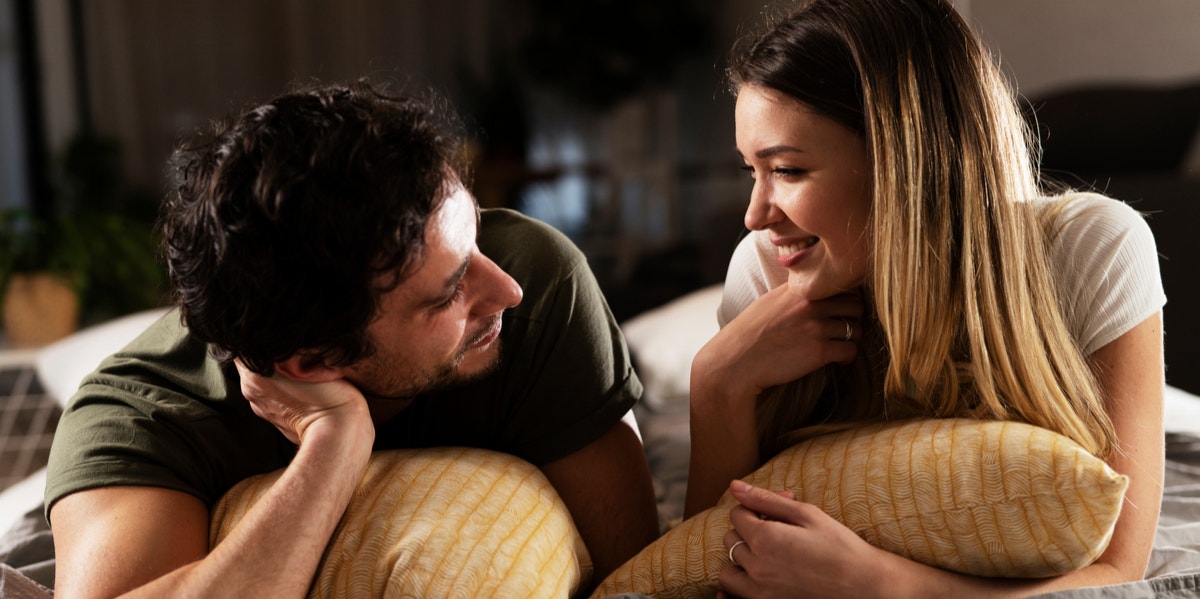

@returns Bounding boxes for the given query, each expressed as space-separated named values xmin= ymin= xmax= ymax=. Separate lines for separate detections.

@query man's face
xmin=341 ymin=187 xmax=523 ymax=400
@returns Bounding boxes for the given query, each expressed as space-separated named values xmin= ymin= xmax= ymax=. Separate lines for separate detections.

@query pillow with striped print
xmin=592 ymin=418 xmax=1127 ymax=599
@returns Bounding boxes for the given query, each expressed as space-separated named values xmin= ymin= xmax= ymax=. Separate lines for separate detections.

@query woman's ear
xmin=273 ymin=353 xmax=344 ymax=383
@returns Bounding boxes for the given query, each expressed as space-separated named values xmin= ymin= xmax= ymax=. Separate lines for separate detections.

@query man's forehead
xmin=393 ymin=187 xmax=478 ymax=299
xmin=437 ymin=186 xmax=480 ymax=230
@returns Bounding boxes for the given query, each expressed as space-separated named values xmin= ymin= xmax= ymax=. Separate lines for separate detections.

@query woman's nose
xmin=743 ymin=181 xmax=778 ymax=231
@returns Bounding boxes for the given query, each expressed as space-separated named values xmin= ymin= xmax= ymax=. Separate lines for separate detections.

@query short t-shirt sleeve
xmin=1048 ymin=193 xmax=1166 ymax=355
xmin=45 ymin=314 xmax=295 ymax=517
xmin=475 ymin=209 xmax=642 ymax=465
xmin=718 ymin=231 xmax=787 ymax=327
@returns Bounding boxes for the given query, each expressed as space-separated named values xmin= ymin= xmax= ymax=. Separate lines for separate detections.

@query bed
xmin=621 ymin=285 xmax=1200 ymax=598
xmin=3 ymin=288 xmax=1200 ymax=597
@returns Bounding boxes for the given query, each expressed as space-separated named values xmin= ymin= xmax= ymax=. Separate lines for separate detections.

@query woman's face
xmin=735 ymin=84 xmax=872 ymax=300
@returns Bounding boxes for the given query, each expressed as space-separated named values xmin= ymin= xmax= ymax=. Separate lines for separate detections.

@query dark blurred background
xmin=1 ymin=0 xmax=1198 ymax=392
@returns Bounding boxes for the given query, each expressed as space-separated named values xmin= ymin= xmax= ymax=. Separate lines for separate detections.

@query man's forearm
xmin=122 ymin=411 xmax=374 ymax=598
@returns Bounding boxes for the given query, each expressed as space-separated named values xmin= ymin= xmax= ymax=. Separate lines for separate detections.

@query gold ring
xmin=843 ymin=319 xmax=854 ymax=341
xmin=728 ymin=540 xmax=747 ymax=567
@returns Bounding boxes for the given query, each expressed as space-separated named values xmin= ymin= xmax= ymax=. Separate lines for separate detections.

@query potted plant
xmin=0 ymin=207 xmax=86 ymax=347
xmin=0 ymin=131 xmax=166 ymax=348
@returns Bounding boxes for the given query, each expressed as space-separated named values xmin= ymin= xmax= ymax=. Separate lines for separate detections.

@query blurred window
xmin=0 ymin=0 xmax=31 ymax=211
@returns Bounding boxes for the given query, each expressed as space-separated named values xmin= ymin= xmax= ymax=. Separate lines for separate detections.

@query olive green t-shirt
xmin=45 ymin=208 xmax=641 ymax=515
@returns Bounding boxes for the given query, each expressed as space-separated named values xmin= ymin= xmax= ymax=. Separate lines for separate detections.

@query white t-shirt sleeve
xmin=717 ymin=231 xmax=788 ymax=327
xmin=1048 ymin=192 xmax=1166 ymax=355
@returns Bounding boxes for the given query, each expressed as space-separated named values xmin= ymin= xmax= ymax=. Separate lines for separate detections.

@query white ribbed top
xmin=717 ymin=192 xmax=1166 ymax=357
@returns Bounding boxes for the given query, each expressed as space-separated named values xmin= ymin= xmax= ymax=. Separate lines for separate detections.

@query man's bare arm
xmin=541 ymin=416 xmax=660 ymax=587
xmin=51 ymin=376 xmax=375 ymax=599
xmin=51 ymin=487 xmax=208 ymax=598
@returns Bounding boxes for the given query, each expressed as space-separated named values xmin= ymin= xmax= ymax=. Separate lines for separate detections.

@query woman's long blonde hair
xmin=728 ymin=0 xmax=1116 ymax=460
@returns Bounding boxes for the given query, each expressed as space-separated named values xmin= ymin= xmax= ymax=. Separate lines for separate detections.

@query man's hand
xmin=236 ymin=361 xmax=369 ymax=445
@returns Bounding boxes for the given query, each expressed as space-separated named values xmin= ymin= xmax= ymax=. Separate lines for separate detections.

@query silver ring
xmin=843 ymin=319 xmax=854 ymax=342
xmin=728 ymin=540 xmax=747 ymax=567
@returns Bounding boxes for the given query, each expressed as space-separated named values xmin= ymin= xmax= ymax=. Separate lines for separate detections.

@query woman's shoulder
xmin=1035 ymin=190 xmax=1164 ymax=354
xmin=1037 ymin=191 xmax=1152 ymax=238
xmin=1036 ymin=189 xmax=1159 ymax=281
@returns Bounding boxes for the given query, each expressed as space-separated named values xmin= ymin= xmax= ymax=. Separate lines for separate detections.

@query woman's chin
xmin=787 ymin=276 xmax=827 ymax=300
xmin=787 ymin=274 xmax=859 ymax=301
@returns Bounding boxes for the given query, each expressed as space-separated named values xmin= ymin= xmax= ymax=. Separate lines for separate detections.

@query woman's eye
xmin=740 ymin=164 xmax=806 ymax=179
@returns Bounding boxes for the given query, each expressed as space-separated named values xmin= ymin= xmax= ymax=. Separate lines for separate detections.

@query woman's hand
xmin=236 ymin=361 xmax=372 ymax=446
xmin=719 ymin=481 xmax=891 ymax=599
xmin=695 ymin=286 xmax=863 ymax=400
xmin=686 ymin=286 xmax=864 ymax=517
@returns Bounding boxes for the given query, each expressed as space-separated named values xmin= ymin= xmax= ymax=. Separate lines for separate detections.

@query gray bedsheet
xmin=0 ymin=505 xmax=52 ymax=597
xmin=1025 ymin=445 xmax=1200 ymax=598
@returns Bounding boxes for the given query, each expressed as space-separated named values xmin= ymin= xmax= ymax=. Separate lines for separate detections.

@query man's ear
xmin=274 ymin=353 xmax=345 ymax=383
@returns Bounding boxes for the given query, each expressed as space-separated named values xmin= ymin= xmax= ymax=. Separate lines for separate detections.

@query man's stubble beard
xmin=356 ymin=315 xmax=504 ymax=402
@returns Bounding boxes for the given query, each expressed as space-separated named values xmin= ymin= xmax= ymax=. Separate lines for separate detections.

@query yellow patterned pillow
xmin=592 ymin=418 xmax=1128 ymax=599
xmin=210 ymin=447 xmax=591 ymax=598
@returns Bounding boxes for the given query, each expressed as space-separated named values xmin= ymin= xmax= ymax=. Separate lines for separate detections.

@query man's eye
xmin=435 ymin=284 xmax=465 ymax=311
xmin=739 ymin=165 xmax=756 ymax=179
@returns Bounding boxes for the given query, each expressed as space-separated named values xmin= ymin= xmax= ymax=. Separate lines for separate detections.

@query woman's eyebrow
xmin=755 ymin=145 xmax=806 ymax=159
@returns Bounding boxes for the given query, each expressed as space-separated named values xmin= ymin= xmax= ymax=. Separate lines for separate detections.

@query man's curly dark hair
xmin=158 ymin=79 xmax=468 ymax=375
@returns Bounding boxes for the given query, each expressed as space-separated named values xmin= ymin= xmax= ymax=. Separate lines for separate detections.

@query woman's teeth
xmin=776 ymin=238 xmax=818 ymax=256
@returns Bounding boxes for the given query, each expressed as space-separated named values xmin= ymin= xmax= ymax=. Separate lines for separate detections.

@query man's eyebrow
xmin=425 ymin=257 xmax=471 ymax=307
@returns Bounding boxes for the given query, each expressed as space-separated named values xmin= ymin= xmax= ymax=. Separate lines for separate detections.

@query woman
xmin=685 ymin=0 xmax=1165 ymax=596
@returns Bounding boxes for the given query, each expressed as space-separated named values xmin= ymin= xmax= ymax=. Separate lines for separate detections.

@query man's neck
xmin=366 ymin=397 xmax=414 ymax=426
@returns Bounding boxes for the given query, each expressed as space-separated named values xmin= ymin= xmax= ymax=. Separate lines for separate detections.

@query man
xmin=45 ymin=80 xmax=660 ymax=597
